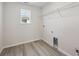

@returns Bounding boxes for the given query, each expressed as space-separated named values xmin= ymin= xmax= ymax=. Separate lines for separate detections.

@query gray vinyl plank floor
xmin=0 ymin=40 xmax=65 ymax=56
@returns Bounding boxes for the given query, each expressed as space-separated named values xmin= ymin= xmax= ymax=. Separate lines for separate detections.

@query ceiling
xmin=23 ymin=2 xmax=50 ymax=8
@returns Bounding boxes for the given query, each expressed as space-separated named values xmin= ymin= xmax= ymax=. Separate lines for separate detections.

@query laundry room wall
xmin=42 ymin=2 xmax=79 ymax=56
xmin=3 ymin=2 xmax=42 ymax=48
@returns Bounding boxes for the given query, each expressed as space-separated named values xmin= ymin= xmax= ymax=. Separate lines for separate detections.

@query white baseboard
xmin=3 ymin=39 xmax=40 ymax=49
xmin=41 ymin=39 xmax=72 ymax=56
xmin=58 ymin=48 xmax=72 ymax=56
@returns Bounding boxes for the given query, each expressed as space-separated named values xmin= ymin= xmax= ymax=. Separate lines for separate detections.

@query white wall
xmin=3 ymin=2 xmax=42 ymax=47
xmin=42 ymin=2 xmax=79 ymax=56
xmin=0 ymin=2 xmax=3 ymax=53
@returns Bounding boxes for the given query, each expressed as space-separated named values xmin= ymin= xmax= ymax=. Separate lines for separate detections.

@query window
xmin=20 ymin=9 xmax=31 ymax=24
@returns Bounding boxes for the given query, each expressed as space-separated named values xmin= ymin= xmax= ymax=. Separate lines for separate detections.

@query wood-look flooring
xmin=0 ymin=40 xmax=65 ymax=56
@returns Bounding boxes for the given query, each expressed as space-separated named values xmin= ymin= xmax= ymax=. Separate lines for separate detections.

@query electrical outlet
xmin=51 ymin=30 xmax=53 ymax=33
xmin=43 ymin=25 xmax=45 ymax=28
